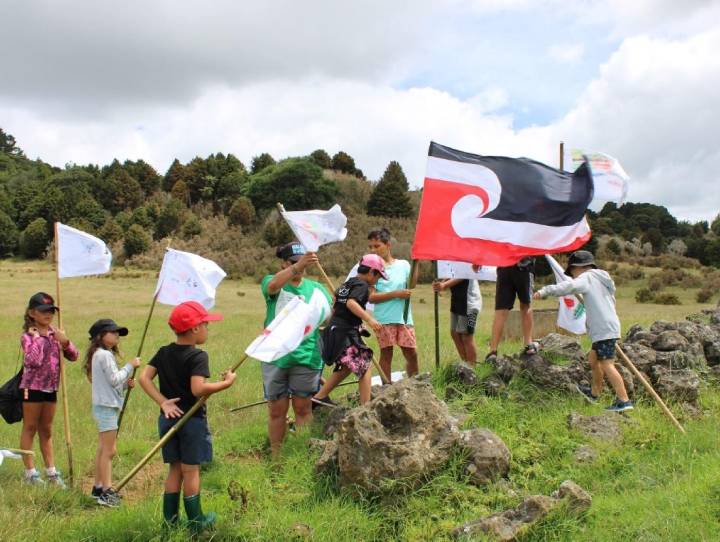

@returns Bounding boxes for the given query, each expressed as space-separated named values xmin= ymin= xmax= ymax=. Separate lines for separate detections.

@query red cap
xmin=168 ymin=301 xmax=223 ymax=333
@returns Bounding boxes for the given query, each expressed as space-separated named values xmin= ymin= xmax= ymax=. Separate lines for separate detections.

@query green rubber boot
xmin=183 ymin=493 xmax=216 ymax=533
xmin=162 ymin=492 xmax=180 ymax=526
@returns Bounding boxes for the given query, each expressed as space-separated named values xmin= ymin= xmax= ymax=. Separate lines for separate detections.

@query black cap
xmin=28 ymin=292 xmax=58 ymax=312
xmin=564 ymin=250 xmax=597 ymax=276
xmin=88 ymin=319 xmax=129 ymax=339
xmin=276 ymin=242 xmax=306 ymax=263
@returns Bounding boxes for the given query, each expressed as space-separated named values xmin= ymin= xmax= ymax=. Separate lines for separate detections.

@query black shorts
xmin=159 ymin=415 xmax=213 ymax=466
xmin=495 ymin=265 xmax=534 ymax=310
xmin=22 ymin=389 xmax=57 ymax=403
xmin=592 ymin=339 xmax=617 ymax=361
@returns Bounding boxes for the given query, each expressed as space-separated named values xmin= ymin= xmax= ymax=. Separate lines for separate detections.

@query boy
xmin=533 ymin=250 xmax=633 ymax=412
xmin=139 ymin=301 xmax=236 ymax=532
xmin=432 ymin=278 xmax=481 ymax=365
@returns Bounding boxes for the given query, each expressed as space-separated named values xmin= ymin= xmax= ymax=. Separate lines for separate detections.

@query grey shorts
xmin=450 ymin=311 xmax=478 ymax=335
xmin=261 ymin=363 xmax=322 ymax=401
xmin=92 ymin=405 xmax=119 ymax=433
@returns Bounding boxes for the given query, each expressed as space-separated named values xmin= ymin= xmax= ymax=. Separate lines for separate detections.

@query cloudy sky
xmin=1 ymin=0 xmax=719 ymax=221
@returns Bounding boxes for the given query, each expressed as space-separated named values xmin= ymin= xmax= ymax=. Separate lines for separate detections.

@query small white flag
xmin=56 ymin=222 xmax=112 ymax=278
xmin=155 ymin=249 xmax=227 ymax=309
xmin=0 ymin=449 xmax=21 ymax=467
xmin=371 ymin=371 xmax=405 ymax=387
xmin=545 ymin=254 xmax=586 ymax=335
xmin=246 ymin=289 xmax=331 ymax=362
xmin=566 ymin=149 xmax=629 ymax=204
xmin=280 ymin=203 xmax=348 ymax=252
xmin=437 ymin=260 xmax=497 ymax=281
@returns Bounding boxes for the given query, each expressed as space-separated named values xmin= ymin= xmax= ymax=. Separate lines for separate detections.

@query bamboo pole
xmin=114 ymin=354 xmax=250 ymax=492
xmin=229 ymin=379 xmax=362 ymax=413
xmin=2 ymin=448 xmax=34 ymax=456
xmin=433 ymin=260 xmax=440 ymax=368
xmin=559 ymin=141 xmax=565 ymax=171
xmin=615 ymin=345 xmax=686 ymax=434
xmin=403 ymin=259 xmax=419 ymax=324
xmin=54 ymin=222 xmax=74 ymax=486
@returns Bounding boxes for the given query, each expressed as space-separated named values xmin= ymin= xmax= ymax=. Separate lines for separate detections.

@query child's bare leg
xmin=380 ymin=346 xmax=394 ymax=381
xmin=315 ymin=368 xmax=350 ymax=399
xmin=461 ymin=334 xmax=477 ymax=365
xmin=165 ymin=462 xmax=182 ymax=493
xmin=401 ymin=346 xmax=419 ymax=376
xmin=358 ymin=368 xmax=372 ymax=404
xmin=489 ymin=309 xmax=509 ymax=352
xmin=601 ymin=360 xmax=630 ymax=402
xmin=519 ymin=303 xmax=534 ymax=346
xmin=181 ymin=464 xmax=200 ymax=496
xmin=291 ymin=396 xmax=313 ymax=427
xmin=37 ymin=402 xmax=57 ymax=469
xmin=20 ymin=402 xmax=43 ymax=470
xmin=94 ymin=435 xmax=103 ymax=487
xmin=268 ymin=398 xmax=290 ymax=458
xmin=588 ymin=349 xmax=605 ymax=397
xmin=98 ymin=430 xmax=117 ymax=489
xmin=450 ymin=331 xmax=466 ymax=361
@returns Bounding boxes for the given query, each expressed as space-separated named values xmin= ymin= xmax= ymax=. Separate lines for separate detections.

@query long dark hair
xmin=23 ymin=309 xmax=35 ymax=333
xmin=84 ymin=334 xmax=120 ymax=382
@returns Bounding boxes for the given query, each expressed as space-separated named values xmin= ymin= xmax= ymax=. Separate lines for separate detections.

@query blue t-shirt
xmin=373 ymin=259 xmax=413 ymax=325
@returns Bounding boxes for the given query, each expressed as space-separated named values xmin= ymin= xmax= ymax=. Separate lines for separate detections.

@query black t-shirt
xmin=450 ymin=280 xmax=470 ymax=315
xmin=149 ymin=343 xmax=211 ymax=418
xmin=330 ymin=277 xmax=369 ymax=327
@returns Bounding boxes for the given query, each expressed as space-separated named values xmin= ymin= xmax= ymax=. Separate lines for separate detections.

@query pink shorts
xmin=376 ymin=324 xmax=417 ymax=349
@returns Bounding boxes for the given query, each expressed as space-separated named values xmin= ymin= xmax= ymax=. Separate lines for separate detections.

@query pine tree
xmin=366 ymin=161 xmax=413 ymax=218
xmin=251 ymin=153 xmax=276 ymax=174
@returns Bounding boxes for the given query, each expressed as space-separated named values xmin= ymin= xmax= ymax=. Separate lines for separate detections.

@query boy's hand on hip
xmin=161 ymin=398 xmax=184 ymax=419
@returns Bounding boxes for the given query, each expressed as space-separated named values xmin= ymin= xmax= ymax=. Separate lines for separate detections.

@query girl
xmin=367 ymin=228 xmax=419 ymax=379
xmin=19 ymin=292 xmax=79 ymax=487
xmin=84 ymin=318 xmax=140 ymax=507
xmin=313 ymin=255 xmax=384 ymax=406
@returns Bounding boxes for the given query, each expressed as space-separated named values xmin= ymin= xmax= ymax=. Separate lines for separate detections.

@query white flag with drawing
xmin=437 ymin=260 xmax=497 ymax=281
xmin=0 ymin=449 xmax=21 ymax=467
xmin=565 ymin=149 xmax=629 ymax=204
xmin=246 ymin=289 xmax=331 ymax=362
xmin=279 ymin=203 xmax=348 ymax=251
xmin=56 ymin=222 xmax=112 ymax=278
xmin=545 ymin=254 xmax=586 ymax=335
xmin=155 ymin=249 xmax=227 ymax=309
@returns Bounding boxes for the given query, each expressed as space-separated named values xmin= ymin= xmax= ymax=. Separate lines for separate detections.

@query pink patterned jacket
xmin=20 ymin=328 xmax=79 ymax=392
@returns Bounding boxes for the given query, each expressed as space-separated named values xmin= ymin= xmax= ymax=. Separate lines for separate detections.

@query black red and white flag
xmin=412 ymin=141 xmax=593 ymax=267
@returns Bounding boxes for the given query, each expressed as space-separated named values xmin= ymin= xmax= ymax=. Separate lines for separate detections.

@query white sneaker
xmin=24 ymin=471 xmax=46 ymax=486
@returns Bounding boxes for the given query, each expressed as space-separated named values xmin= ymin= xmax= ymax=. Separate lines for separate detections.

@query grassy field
xmin=1 ymin=260 xmax=719 ymax=541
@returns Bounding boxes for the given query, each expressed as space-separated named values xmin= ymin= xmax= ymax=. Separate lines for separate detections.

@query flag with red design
xmin=545 ymin=254 xmax=586 ymax=335
xmin=412 ymin=142 xmax=594 ymax=266
xmin=245 ymin=290 xmax=330 ymax=362
xmin=279 ymin=203 xmax=347 ymax=252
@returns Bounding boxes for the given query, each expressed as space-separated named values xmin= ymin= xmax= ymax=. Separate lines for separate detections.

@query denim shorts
xmin=450 ymin=311 xmax=479 ymax=335
xmin=592 ymin=339 xmax=618 ymax=361
xmin=261 ymin=363 xmax=321 ymax=401
xmin=92 ymin=405 xmax=120 ymax=433
xmin=158 ymin=415 xmax=213 ymax=465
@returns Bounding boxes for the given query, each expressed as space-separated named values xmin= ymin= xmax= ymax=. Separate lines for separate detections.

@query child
xmin=139 ymin=301 xmax=236 ymax=533
xmin=433 ymin=278 xmax=481 ymax=365
xmin=313 ymin=254 xmax=385 ymax=407
xmin=534 ymin=250 xmax=634 ymax=412
xmin=84 ymin=319 xmax=140 ymax=507
xmin=19 ymin=292 xmax=78 ymax=487
xmin=367 ymin=228 xmax=419 ymax=379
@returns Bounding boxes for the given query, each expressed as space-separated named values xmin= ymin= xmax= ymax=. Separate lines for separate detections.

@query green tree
xmin=0 ymin=210 xmax=19 ymax=256
xmin=228 ymin=196 xmax=256 ymax=227
xmin=124 ymin=159 xmax=161 ymax=195
xmin=19 ymin=217 xmax=50 ymax=258
xmin=215 ymin=170 xmax=249 ymax=214
xmin=247 ymin=158 xmax=338 ymax=211
xmin=310 ymin=149 xmax=332 ymax=169
xmin=366 ymin=161 xmax=413 ymax=218
xmin=0 ymin=128 xmax=24 ymax=156
xmin=124 ymin=224 xmax=151 ymax=257
xmin=251 ymin=153 xmax=276 ymax=175
xmin=711 ymin=214 xmax=720 ymax=236
xmin=162 ymin=159 xmax=189 ymax=192
xmin=98 ymin=217 xmax=124 ymax=244
xmin=155 ymin=199 xmax=185 ymax=239
xmin=182 ymin=213 xmax=203 ymax=238
xmin=331 ymin=151 xmax=356 ymax=174
xmin=170 ymin=180 xmax=190 ymax=205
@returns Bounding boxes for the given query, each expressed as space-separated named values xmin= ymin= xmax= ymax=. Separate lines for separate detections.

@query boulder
xmin=651 ymin=366 xmax=700 ymax=404
xmin=618 ymin=343 xmax=656 ymax=373
xmin=551 ymin=480 xmax=593 ymax=514
xmin=655 ymin=350 xmax=706 ymax=371
xmin=537 ymin=333 xmax=585 ymax=363
xmin=448 ymin=361 xmax=479 ymax=387
xmin=336 ymin=377 xmax=459 ymax=491
xmin=321 ymin=406 xmax=350 ymax=438
xmin=704 ymin=341 xmax=720 ymax=366
xmin=567 ymin=412 xmax=622 ymax=442
xmin=573 ymin=444 xmax=598 ymax=463
xmin=521 ymin=354 xmax=585 ymax=393
xmin=311 ymin=439 xmax=339 ymax=475
xmin=653 ymin=330 xmax=688 ymax=351
xmin=483 ymin=375 xmax=508 ymax=397
xmin=491 ymin=355 xmax=522 ymax=383
xmin=459 ymin=428 xmax=511 ymax=486
xmin=624 ymin=324 xmax=657 ymax=347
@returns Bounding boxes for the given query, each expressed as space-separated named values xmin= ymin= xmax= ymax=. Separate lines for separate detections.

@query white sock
xmin=25 ymin=468 xmax=39 ymax=477
xmin=45 ymin=466 xmax=57 ymax=476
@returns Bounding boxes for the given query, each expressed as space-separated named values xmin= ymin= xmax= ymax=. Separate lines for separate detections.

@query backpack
xmin=0 ymin=368 xmax=23 ymax=424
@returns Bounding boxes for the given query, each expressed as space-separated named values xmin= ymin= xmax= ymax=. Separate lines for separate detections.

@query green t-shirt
xmin=260 ymin=275 xmax=331 ymax=370
xmin=373 ymin=259 xmax=413 ymax=326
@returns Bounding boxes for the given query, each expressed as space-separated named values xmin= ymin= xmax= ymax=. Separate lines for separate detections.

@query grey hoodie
xmin=538 ymin=269 xmax=620 ymax=343
xmin=91 ymin=349 xmax=133 ymax=408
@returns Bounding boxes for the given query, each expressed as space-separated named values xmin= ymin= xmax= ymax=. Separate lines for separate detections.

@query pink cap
xmin=359 ymin=254 xmax=388 ymax=280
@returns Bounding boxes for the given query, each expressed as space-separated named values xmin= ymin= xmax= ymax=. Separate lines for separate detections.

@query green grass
xmin=1 ymin=260 xmax=719 ymax=541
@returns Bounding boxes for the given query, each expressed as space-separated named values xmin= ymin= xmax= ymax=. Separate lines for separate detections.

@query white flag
xmin=437 ymin=260 xmax=497 ymax=281
xmin=0 ymin=449 xmax=21 ymax=467
xmin=280 ymin=204 xmax=348 ymax=251
xmin=565 ymin=149 xmax=629 ymax=204
xmin=155 ymin=249 xmax=227 ymax=309
xmin=56 ymin=222 xmax=112 ymax=278
xmin=545 ymin=254 xmax=586 ymax=335
xmin=246 ymin=289 xmax=331 ymax=362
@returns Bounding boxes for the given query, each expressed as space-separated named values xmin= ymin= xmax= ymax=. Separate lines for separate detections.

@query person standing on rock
xmin=261 ymin=242 xmax=332 ymax=457
xmin=533 ymin=250 xmax=634 ymax=412
xmin=367 ymin=228 xmax=419 ymax=379
xmin=432 ymin=278 xmax=481 ymax=365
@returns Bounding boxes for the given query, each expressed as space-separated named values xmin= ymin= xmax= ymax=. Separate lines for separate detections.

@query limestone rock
xmin=491 ymin=355 xmax=522 ymax=383
xmin=483 ymin=375 xmax=508 ymax=397
xmin=618 ymin=343 xmax=656 ymax=373
xmin=313 ymin=439 xmax=339 ymax=475
xmin=448 ymin=361 xmax=479 ymax=387
xmin=459 ymin=428 xmax=511 ymax=486
xmin=336 ymin=377 xmax=459 ymax=491
xmin=652 ymin=366 xmax=700 ymax=404
xmin=521 ymin=354 xmax=585 ymax=393
xmin=321 ymin=406 xmax=350 ymax=438
xmin=552 ymin=480 xmax=592 ymax=514
xmin=573 ymin=445 xmax=598 ymax=463
xmin=653 ymin=330 xmax=688 ymax=351
xmin=704 ymin=341 xmax=720 ymax=366
xmin=538 ymin=333 xmax=585 ymax=363
xmin=567 ymin=412 xmax=622 ymax=442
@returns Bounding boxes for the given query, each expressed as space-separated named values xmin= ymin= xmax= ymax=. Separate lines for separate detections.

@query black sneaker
xmin=605 ymin=399 xmax=634 ymax=412
xmin=97 ymin=490 xmax=121 ymax=508
xmin=523 ymin=342 xmax=539 ymax=356
xmin=91 ymin=486 xmax=103 ymax=500
xmin=484 ymin=351 xmax=498 ymax=363
xmin=311 ymin=396 xmax=337 ymax=409
xmin=575 ymin=384 xmax=598 ymax=404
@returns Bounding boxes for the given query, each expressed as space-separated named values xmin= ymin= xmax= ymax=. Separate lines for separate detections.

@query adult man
xmin=260 ymin=242 xmax=331 ymax=457
xmin=485 ymin=257 xmax=536 ymax=361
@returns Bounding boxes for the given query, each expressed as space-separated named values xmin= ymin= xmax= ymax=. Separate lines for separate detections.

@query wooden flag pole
xmin=433 ymin=260 xmax=440 ymax=368
xmin=114 ymin=354 xmax=250 ymax=492
xmin=230 ymin=378 xmax=362 ymax=413
xmin=559 ymin=141 xmax=565 ymax=171
xmin=403 ymin=260 xmax=419 ymax=324
xmin=3 ymin=448 xmax=35 ymax=456
xmin=54 ymin=222 xmax=74 ymax=486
